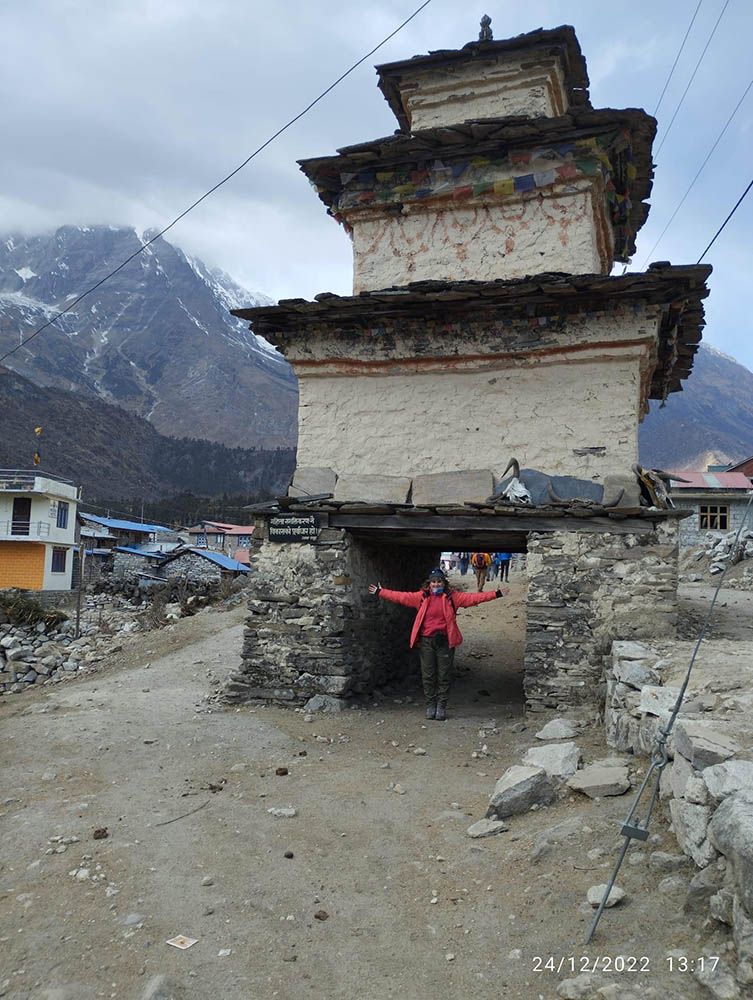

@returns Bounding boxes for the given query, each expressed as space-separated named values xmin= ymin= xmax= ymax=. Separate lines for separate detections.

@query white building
xmin=0 ymin=470 xmax=81 ymax=592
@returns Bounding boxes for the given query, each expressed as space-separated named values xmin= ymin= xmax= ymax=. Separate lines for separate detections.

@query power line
xmin=653 ymin=0 xmax=704 ymax=116
xmin=654 ymin=0 xmax=731 ymax=157
xmin=0 ymin=0 xmax=433 ymax=368
xmin=697 ymin=173 xmax=753 ymax=262
xmin=641 ymin=74 xmax=753 ymax=266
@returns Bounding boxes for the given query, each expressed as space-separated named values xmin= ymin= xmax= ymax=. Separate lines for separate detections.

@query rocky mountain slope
xmin=0 ymin=226 xmax=297 ymax=448
xmin=0 ymin=367 xmax=294 ymax=503
xmin=639 ymin=344 xmax=753 ymax=470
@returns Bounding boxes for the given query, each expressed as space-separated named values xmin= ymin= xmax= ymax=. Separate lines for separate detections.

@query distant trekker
xmin=470 ymin=551 xmax=492 ymax=591
xmin=368 ymin=567 xmax=507 ymax=720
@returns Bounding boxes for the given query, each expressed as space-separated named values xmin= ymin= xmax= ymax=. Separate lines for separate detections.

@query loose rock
xmin=586 ymin=884 xmax=625 ymax=908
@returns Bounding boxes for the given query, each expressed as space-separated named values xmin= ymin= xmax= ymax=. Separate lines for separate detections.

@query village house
xmin=186 ymin=520 xmax=255 ymax=553
xmin=225 ymin=23 xmax=711 ymax=712
xmin=0 ymin=469 xmax=80 ymax=592
xmin=670 ymin=468 xmax=752 ymax=546
xmin=79 ymin=513 xmax=173 ymax=550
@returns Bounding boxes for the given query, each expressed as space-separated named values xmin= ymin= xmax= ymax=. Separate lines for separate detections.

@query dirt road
xmin=1 ymin=578 xmax=734 ymax=1000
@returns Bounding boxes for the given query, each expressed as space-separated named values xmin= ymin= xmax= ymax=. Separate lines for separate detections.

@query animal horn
xmin=604 ymin=488 xmax=625 ymax=508
xmin=501 ymin=458 xmax=520 ymax=479
xmin=546 ymin=482 xmax=564 ymax=503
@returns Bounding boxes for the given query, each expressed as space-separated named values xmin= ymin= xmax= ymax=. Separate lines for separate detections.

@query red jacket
xmin=379 ymin=587 xmax=500 ymax=648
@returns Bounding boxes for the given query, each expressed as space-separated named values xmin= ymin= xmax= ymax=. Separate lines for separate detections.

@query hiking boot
xmin=435 ymin=701 xmax=447 ymax=721
xmin=425 ymin=702 xmax=437 ymax=720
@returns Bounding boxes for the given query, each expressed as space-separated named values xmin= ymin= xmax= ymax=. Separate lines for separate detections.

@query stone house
xmin=112 ymin=545 xmax=249 ymax=586
xmin=670 ymin=470 xmax=752 ymax=547
xmin=225 ymin=24 xmax=711 ymax=711
xmin=0 ymin=469 xmax=80 ymax=592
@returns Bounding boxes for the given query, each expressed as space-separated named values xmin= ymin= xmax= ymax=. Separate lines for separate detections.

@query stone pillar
xmin=524 ymin=520 xmax=679 ymax=713
xmin=223 ymin=525 xmax=437 ymax=703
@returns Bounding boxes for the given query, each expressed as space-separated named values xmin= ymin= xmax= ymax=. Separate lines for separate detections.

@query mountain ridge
xmin=0 ymin=366 xmax=295 ymax=503
xmin=0 ymin=225 xmax=297 ymax=449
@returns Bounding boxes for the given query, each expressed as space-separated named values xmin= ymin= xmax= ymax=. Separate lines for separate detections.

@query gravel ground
xmin=0 ymin=577 xmax=741 ymax=1000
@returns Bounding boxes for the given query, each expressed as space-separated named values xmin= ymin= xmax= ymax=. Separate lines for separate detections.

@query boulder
xmin=612 ymin=641 xmax=653 ymax=661
xmin=567 ymin=765 xmax=630 ymax=798
xmin=669 ymin=799 xmax=717 ymax=868
xmin=709 ymin=795 xmax=753 ymax=917
xmin=674 ymin=720 xmax=742 ymax=769
xmin=586 ymin=883 xmax=625 ymax=907
xmin=303 ymin=694 xmax=346 ymax=714
xmin=703 ymin=761 xmax=753 ymax=802
xmin=333 ymin=474 xmax=411 ymax=504
xmin=613 ymin=659 xmax=661 ymax=689
xmin=289 ymin=466 xmax=337 ymax=498
xmin=523 ymin=742 xmax=580 ymax=779
xmin=534 ymin=718 xmax=578 ymax=741
xmin=637 ymin=685 xmax=680 ymax=718
xmin=684 ymin=860 xmax=726 ymax=914
xmin=486 ymin=765 xmax=555 ymax=819
xmin=412 ymin=469 xmax=493 ymax=506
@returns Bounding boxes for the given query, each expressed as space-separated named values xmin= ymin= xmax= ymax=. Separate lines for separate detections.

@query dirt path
xmin=0 ymin=582 xmax=731 ymax=1000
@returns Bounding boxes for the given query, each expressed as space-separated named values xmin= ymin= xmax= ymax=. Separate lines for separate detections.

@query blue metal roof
xmin=82 ymin=513 xmax=171 ymax=534
xmin=114 ymin=546 xmax=164 ymax=558
xmin=190 ymin=548 xmax=250 ymax=572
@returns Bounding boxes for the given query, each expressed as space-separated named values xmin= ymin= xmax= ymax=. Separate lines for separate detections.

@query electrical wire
xmin=654 ymin=0 xmax=730 ymax=157
xmin=697 ymin=173 xmax=753 ymax=262
xmin=640 ymin=74 xmax=753 ymax=266
xmin=0 ymin=0 xmax=433 ymax=368
xmin=653 ymin=0 xmax=704 ymax=116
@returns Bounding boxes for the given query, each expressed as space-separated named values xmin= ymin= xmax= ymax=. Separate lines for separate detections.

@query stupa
xmin=227 ymin=22 xmax=710 ymax=713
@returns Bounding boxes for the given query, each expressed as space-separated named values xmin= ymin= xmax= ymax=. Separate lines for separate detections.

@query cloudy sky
xmin=2 ymin=0 xmax=752 ymax=366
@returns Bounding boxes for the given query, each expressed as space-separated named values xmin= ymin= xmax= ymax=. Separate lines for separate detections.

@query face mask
xmin=430 ymin=583 xmax=444 ymax=594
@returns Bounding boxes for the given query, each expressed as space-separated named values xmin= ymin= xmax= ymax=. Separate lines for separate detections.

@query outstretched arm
xmin=369 ymin=583 xmax=423 ymax=609
xmin=453 ymin=588 xmax=507 ymax=608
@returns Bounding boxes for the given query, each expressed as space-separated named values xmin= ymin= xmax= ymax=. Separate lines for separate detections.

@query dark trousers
xmin=419 ymin=634 xmax=454 ymax=704
xmin=499 ymin=561 xmax=510 ymax=581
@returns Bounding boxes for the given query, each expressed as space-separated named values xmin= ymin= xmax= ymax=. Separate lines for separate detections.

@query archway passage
xmin=229 ymin=505 xmax=681 ymax=717
xmin=344 ymin=528 xmax=529 ymax=720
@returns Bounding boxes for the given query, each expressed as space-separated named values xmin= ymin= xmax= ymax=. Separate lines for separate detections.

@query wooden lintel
xmin=329 ymin=513 xmax=656 ymax=535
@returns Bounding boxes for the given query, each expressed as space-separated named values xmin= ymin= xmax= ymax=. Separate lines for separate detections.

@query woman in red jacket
xmin=368 ymin=567 xmax=507 ymax=721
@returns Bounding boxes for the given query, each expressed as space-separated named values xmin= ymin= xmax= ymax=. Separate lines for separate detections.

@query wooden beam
xmin=329 ymin=513 xmax=657 ymax=535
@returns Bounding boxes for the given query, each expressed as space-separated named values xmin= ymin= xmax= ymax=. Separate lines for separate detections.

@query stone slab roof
xmin=374 ymin=24 xmax=591 ymax=131
xmin=232 ymin=264 xmax=711 ymax=399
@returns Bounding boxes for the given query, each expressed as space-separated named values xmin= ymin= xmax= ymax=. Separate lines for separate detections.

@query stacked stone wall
xmin=524 ymin=520 xmax=679 ymax=712
xmin=224 ymin=528 xmax=436 ymax=703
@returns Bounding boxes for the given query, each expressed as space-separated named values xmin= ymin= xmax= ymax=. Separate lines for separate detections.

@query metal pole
xmin=74 ymin=542 xmax=84 ymax=640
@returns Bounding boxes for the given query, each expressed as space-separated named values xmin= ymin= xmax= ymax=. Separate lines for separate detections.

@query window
xmin=699 ymin=505 xmax=729 ymax=530
xmin=51 ymin=547 xmax=67 ymax=573
xmin=56 ymin=501 xmax=69 ymax=529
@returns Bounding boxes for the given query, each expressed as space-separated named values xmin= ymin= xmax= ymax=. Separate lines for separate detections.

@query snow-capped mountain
xmin=0 ymin=226 xmax=297 ymax=448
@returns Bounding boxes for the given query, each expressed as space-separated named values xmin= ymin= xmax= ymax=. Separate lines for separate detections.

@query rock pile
xmin=606 ymin=637 xmax=753 ymax=987
xmin=0 ymin=593 xmax=138 ymax=696
xmin=485 ymin=718 xmax=632 ymax=823
xmin=680 ymin=528 xmax=753 ymax=588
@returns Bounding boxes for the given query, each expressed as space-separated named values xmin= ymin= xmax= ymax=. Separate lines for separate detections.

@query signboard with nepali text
xmin=268 ymin=514 xmax=321 ymax=543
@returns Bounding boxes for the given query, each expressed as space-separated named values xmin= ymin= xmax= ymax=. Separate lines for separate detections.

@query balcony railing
xmin=0 ymin=520 xmax=51 ymax=539
xmin=0 ymin=469 xmax=76 ymax=491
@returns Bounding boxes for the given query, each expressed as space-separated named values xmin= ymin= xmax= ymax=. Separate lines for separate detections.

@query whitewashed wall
xmin=349 ymin=181 xmax=612 ymax=292
xmin=296 ymin=352 xmax=643 ymax=482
